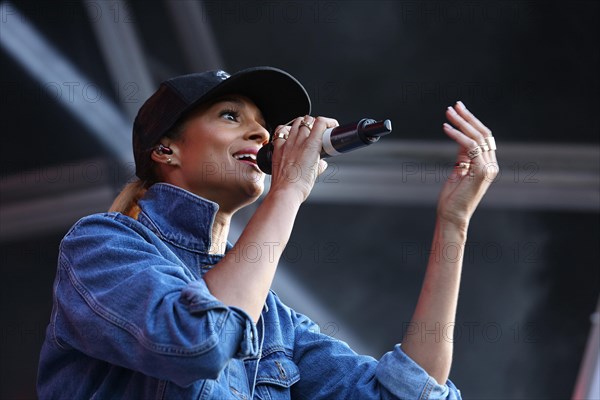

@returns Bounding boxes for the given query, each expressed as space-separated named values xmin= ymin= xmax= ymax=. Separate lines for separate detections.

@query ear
xmin=150 ymin=140 xmax=180 ymax=166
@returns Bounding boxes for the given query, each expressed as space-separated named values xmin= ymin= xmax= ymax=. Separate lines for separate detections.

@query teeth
xmin=233 ymin=153 xmax=257 ymax=160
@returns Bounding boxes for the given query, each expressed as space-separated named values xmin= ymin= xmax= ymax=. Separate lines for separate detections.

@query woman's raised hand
xmin=437 ymin=101 xmax=499 ymax=230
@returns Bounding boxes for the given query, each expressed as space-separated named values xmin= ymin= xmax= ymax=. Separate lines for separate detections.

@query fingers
xmin=443 ymin=102 xmax=499 ymax=184
xmin=445 ymin=103 xmax=486 ymax=145
xmin=445 ymin=102 xmax=496 ymax=156
xmin=446 ymin=102 xmax=495 ymax=165
xmin=455 ymin=101 xmax=492 ymax=137
xmin=443 ymin=122 xmax=477 ymax=150
xmin=271 ymin=125 xmax=290 ymax=152
xmin=286 ymin=116 xmax=313 ymax=148
xmin=270 ymin=115 xmax=336 ymax=176
xmin=303 ymin=116 xmax=339 ymax=150
xmin=275 ymin=115 xmax=338 ymax=149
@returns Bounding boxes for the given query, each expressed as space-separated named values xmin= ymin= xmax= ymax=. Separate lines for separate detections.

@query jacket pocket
xmin=254 ymin=351 xmax=300 ymax=399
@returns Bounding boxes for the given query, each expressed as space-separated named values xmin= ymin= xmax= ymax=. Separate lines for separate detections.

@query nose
xmin=246 ymin=121 xmax=270 ymax=146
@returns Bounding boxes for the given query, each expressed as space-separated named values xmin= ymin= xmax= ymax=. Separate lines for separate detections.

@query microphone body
xmin=257 ymin=118 xmax=392 ymax=174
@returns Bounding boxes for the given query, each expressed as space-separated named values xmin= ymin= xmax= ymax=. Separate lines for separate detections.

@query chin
xmin=231 ymin=168 xmax=265 ymax=208
xmin=244 ymin=181 xmax=264 ymax=200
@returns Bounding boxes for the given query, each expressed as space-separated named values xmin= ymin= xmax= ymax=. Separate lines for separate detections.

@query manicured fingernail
xmin=443 ymin=123 xmax=452 ymax=130
xmin=447 ymin=106 xmax=455 ymax=113
xmin=457 ymin=100 xmax=465 ymax=109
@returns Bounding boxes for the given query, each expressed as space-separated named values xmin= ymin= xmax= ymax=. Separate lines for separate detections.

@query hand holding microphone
xmin=257 ymin=118 xmax=393 ymax=174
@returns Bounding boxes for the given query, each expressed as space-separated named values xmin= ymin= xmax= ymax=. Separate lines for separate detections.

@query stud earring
xmin=155 ymin=144 xmax=173 ymax=155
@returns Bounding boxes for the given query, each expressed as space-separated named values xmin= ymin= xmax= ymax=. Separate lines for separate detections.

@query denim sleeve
xmin=51 ymin=214 xmax=259 ymax=387
xmin=376 ymin=344 xmax=462 ymax=399
xmin=290 ymin=311 xmax=461 ymax=400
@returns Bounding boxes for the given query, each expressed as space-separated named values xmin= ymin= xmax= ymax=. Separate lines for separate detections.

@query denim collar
xmin=138 ymin=183 xmax=222 ymax=254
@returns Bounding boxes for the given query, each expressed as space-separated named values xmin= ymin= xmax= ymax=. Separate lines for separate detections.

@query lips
xmin=232 ymin=148 xmax=261 ymax=172
xmin=232 ymin=152 xmax=257 ymax=162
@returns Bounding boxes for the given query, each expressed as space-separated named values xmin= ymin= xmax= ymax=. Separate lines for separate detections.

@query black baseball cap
xmin=133 ymin=66 xmax=311 ymax=180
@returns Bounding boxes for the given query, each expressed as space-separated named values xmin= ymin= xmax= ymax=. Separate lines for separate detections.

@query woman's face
xmin=164 ymin=95 xmax=270 ymax=211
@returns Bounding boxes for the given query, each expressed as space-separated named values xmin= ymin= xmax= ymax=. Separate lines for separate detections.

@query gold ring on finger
xmin=455 ymin=161 xmax=470 ymax=170
xmin=480 ymin=142 xmax=490 ymax=152
xmin=299 ymin=120 xmax=313 ymax=130
xmin=484 ymin=136 xmax=497 ymax=151
xmin=467 ymin=146 xmax=483 ymax=160
xmin=274 ymin=130 xmax=288 ymax=141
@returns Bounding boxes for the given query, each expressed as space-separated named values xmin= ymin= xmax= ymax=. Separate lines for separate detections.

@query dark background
xmin=1 ymin=1 xmax=599 ymax=399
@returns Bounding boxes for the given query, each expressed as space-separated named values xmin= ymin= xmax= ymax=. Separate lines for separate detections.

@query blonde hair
xmin=109 ymin=179 xmax=150 ymax=219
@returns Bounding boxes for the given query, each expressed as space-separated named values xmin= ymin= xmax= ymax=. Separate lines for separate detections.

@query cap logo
xmin=216 ymin=70 xmax=230 ymax=80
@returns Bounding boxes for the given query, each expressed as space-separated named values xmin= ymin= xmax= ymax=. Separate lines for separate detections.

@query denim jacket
xmin=38 ymin=183 xmax=461 ymax=399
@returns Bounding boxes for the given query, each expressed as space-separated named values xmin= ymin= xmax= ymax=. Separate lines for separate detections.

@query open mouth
xmin=232 ymin=152 xmax=261 ymax=172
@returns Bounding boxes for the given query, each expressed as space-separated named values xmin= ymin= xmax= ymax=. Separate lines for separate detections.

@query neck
xmin=211 ymin=211 xmax=232 ymax=254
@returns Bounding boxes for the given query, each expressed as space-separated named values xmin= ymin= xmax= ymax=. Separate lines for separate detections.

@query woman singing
xmin=37 ymin=66 xmax=498 ymax=399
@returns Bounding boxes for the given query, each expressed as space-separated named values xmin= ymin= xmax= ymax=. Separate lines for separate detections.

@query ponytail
xmin=109 ymin=179 xmax=149 ymax=219
xmin=111 ymin=109 xmax=188 ymax=218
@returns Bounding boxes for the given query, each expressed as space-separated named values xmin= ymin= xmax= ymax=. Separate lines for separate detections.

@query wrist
xmin=265 ymin=186 xmax=305 ymax=209
xmin=435 ymin=217 xmax=469 ymax=241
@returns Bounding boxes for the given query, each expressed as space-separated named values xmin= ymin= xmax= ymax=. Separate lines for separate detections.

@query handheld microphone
xmin=256 ymin=118 xmax=392 ymax=174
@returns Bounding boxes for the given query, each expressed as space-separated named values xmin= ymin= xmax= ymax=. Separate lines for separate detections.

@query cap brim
xmin=191 ymin=66 xmax=311 ymax=130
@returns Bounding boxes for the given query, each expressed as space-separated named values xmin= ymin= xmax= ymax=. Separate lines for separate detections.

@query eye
xmin=220 ymin=108 xmax=240 ymax=122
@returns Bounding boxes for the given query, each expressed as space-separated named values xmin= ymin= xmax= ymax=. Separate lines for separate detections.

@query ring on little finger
xmin=455 ymin=161 xmax=470 ymax=170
